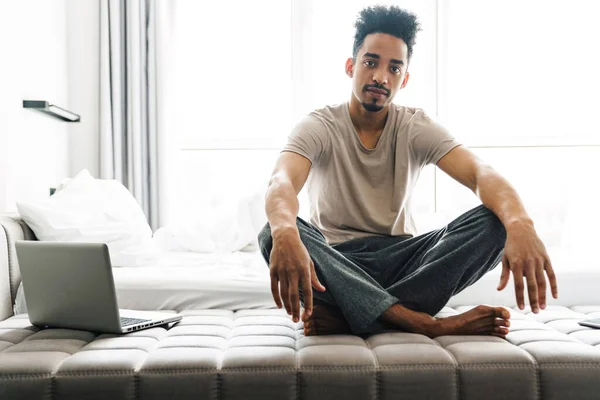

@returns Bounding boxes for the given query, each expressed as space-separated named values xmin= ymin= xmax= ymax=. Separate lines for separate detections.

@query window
xmin=164 ymin=1 xmax=600 ymax=270
xmin=173 ymin=0 xmax=437 ymax=149
xmin=438 ymin=0 xmax=600 ymax=146
xmin=172 ymin=0 xmax=293 ymax=148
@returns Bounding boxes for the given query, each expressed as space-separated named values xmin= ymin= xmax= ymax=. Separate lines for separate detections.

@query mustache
xmin=363 ymin=84 xmax=390 ymax=96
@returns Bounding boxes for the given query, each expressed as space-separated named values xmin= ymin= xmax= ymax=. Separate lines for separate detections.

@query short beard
xmin=361 ymin=101 xmax=384 ymax=112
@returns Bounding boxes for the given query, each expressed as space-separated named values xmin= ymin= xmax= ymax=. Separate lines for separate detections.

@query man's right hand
xmin=269 ymin=229 xmax=326 ymax=323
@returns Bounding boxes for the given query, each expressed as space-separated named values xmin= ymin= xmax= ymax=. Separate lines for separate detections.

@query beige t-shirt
xmin=283 ymin=102 xmax=460 ymax=244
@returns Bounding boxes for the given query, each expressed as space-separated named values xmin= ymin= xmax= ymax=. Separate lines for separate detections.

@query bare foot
xmin=303 ymin=304 xmax=352 ymax=336
xmin=433 ymin=305 xmax=511 ymax=338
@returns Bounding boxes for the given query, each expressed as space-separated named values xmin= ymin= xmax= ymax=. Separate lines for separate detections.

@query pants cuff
xmin=350 ymin=296 xmax=399 ymax=335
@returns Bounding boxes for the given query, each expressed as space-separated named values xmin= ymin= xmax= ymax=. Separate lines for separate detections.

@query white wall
xmin=65 ymin=0 xmax=100 ymax=179
xmin=0 ymin=0 xmax=70 ymax=213
xmin=0 ymin=0 xmax=101 ymax=214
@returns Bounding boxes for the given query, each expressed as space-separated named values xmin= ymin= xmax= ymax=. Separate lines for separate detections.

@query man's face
xmin=346 ymin=33 xmax=410 ymax=112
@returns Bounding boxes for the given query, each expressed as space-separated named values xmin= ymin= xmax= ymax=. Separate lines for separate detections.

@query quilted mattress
xmin=1 ymin=305 xmax=600 ymax=400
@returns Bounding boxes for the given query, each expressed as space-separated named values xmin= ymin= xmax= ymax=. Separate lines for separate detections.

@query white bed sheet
xmin=113 ymin=249 xmax=600 ymax=312
xmin=112 ymin=251 xmax=275 ymax=312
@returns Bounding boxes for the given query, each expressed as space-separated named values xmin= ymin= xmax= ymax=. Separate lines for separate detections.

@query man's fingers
xmin=279 ymin=278 xmax=291 ymax=315
xmin=512 ymin=266 xmax=525 ymax=310
xmin=287 ymin=274 xmax=301 ymax=323
xmin=310 ymin=262 xmax=326 ymax=292
xmin=497 ymin=256 xmax=510 ymax=291
xmin=301 ymin=272 xmax=313 ymax=322
xmin=545 ymin=260 xmax=559 ymax=299
xmin=525 ymin=265 xmax=539 ymax=313
xmin=535 ymin=262 xmax=547 ymax=310
xmin=270 ymin=271 xmax=282 ymax=309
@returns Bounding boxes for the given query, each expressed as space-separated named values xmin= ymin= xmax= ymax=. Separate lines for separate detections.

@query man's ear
xmin=400 ymin=72 xmax=410 ymax=89
xmin=345 ymin=57 xmax=354 ymax=78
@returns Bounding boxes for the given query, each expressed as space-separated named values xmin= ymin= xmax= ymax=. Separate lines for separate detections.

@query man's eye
xmin=391 ymin=66 xmax=401 ymax=74
xmin=364 ymin=60 xmax=375 ymax=67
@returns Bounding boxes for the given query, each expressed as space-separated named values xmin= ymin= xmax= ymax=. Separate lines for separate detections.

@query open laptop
xmin=15 ymin=240 xmax=181 ymax=334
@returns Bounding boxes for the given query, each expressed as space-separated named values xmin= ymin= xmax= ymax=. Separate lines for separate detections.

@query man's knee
xmin=258 ymin=223 xmax=273 ymax=261
xmin=258 ymin=223 xmax=271 ymax=245
xmin=478 ymin=206 xmax=507 ymax=247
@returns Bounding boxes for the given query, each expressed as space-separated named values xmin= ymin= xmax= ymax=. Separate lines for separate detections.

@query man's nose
xmin=372 ymin=69 xmax=388 ymax=86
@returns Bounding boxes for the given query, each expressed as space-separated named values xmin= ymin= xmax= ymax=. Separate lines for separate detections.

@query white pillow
xmin=16 ymin=169 xmax=155 ymax=266
xmin=152 ymin=190 xmax=267 ymax=253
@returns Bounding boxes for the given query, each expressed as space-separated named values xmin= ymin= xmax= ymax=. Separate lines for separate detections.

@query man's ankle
xmin=381 ymin=303 xmax=439 ymax=337
xmin=304 ymin=304 xmax=352 ymax=336
xmin=424 ymin=318 xmax=443 ymax=338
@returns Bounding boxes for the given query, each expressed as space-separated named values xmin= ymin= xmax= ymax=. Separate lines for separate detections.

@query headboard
xmin=0 ymin=215 xmax=37 ymax=321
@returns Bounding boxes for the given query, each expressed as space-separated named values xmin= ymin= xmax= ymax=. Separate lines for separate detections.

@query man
xmin=258 ymin=5 xmax=558 ymax=338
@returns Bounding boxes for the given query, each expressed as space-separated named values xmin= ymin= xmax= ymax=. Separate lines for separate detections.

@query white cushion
xmin=16 ymin=170 xmax=154 ymax=266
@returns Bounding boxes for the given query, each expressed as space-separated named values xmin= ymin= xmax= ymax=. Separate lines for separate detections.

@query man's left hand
xmin=497 ymin=221 xmax=558 ymax=313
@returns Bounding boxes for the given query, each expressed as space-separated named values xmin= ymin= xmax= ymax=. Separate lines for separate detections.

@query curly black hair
xmin=352 ymin=5 xmax=422 ymax=62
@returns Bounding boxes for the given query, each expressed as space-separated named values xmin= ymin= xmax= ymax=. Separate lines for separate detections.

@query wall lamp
xmin=23 ymin=100 xmax=80 ymax=122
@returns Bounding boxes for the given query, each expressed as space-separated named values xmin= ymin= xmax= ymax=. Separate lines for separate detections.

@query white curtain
xmin=100 ymin=0 xmax=165 ymax=230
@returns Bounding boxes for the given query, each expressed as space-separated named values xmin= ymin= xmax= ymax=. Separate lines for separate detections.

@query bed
xmin=12 ymin=240 xmax=599 ymax=317
xmin=14 ymin=250 xmax=275 ymax=314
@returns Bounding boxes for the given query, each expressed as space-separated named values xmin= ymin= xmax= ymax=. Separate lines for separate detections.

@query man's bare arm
xmin=265 ymin=152 xmax=310 ymax=238
xmin=437 ymin=145 xmax=558 ymax=312
xmin=436 ymin=146 xmax=530 ymax=226
xmin=265 ymin=151 xmax=326 ymax=323
xmin=474 ymin=164 xmax=558 ymax=311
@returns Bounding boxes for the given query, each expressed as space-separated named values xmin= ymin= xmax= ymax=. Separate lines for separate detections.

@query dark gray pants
xmin=258 ymin=205 xmax=506 ymax=335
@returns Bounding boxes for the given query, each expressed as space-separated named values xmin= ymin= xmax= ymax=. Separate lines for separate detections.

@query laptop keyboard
xmin=120 ymin=317 xmax=151 ymax=327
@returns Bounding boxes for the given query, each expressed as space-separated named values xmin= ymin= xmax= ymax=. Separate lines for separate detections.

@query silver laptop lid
xmin=15 ymin=241 xmax=122 ymax=332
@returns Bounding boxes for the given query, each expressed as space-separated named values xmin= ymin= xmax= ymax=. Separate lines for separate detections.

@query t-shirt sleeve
xmin=282 ymin=114 xmax=329 ymax=164
xmin=410 ymin=111 xmax=461 ymax=166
